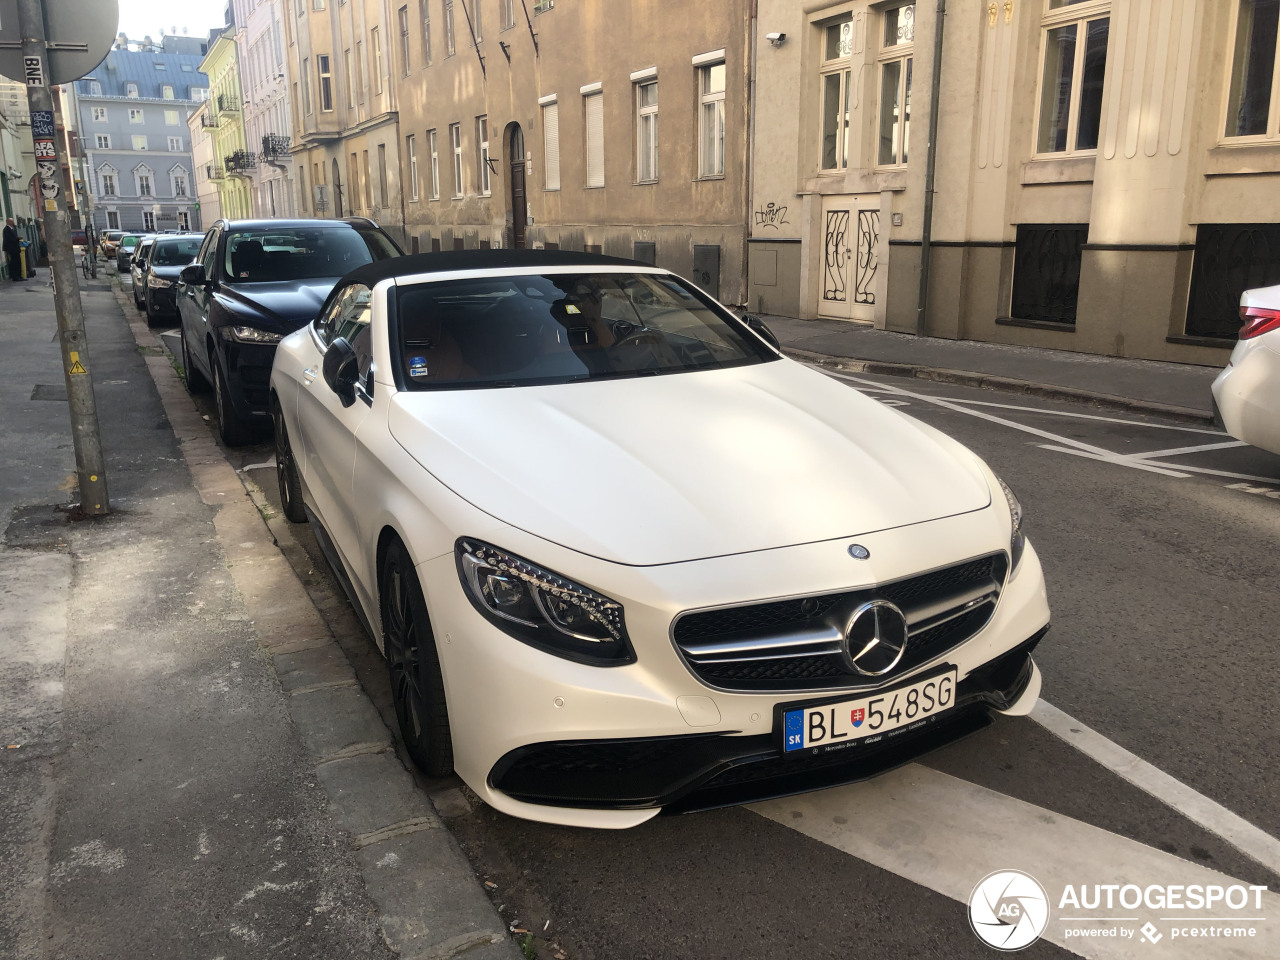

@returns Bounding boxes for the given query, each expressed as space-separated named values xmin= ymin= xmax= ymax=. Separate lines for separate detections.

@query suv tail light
xmin=1239 ymin=305 xmax=1280 ymax=340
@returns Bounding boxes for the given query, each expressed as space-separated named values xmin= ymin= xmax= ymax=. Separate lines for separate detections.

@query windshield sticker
xmin=408 ymin=356 xmax=429 ymax=378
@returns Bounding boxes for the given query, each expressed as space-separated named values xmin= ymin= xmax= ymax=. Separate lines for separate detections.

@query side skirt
xmin=303 ymin=504 xmax=380 ymax=653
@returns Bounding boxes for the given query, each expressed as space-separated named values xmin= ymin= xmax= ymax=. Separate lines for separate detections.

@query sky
xmin=116 ymin=0 xmax=229 ymax=44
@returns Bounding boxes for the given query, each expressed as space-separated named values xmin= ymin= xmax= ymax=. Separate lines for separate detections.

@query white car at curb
xmin=269 ymin=251 xmax=1051 ymax=829
xmin=1212 ymin=284 xmax=1280 ymax=456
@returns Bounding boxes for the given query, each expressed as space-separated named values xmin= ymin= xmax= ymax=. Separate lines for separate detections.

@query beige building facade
xmin=750 ymin=0 xmax=1280 ymax=364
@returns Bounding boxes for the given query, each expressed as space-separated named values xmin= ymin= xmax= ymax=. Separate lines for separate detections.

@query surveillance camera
xmin=766 ymin=32 xmax=787 ymax=45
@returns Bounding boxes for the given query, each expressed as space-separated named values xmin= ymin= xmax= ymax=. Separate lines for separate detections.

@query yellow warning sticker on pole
xmin=68 ymin=351 xmax=87 ymax=375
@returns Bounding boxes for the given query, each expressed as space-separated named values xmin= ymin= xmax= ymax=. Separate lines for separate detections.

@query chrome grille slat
xmin=671 ymin=553 xmax=1007 ymax=693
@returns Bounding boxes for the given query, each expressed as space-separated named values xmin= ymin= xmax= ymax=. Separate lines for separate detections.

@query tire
xmin=211 ymin=353 xmax=254 ymax=447
xmin=272 ymin=400 xmax=307 ymax=523
xmin=134 ymin=284 xmax=145 ymax=311
xmin=180 ymin=325 xmax=210 ymax=394
xmin=144 ymin=291 xmax=160 ymax=328
xmin=381 ymin=541 xmax=454 ymax=777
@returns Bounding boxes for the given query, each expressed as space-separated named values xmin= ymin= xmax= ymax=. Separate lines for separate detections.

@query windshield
xmin=122 ymin=236 xmax=140 ymax=249
xmin=223 ymin=226 xmax=392 ymax=283
xmin=151 ymin=238 xmax=203 ymax=266
xmin=395 ymin=271 xmax=776 ymax=390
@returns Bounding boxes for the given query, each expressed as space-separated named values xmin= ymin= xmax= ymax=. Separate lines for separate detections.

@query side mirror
xmin=742 ymin=314 xmax=781 ymax=352
xmin=322 ymin=337 xmax=360 ymax=408
xmin=179 ymin=263 xmax=206 ymax=287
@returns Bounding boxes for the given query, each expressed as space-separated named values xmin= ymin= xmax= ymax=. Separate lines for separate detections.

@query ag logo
xmin=968 ymin=869 xmax=1049 ymax=951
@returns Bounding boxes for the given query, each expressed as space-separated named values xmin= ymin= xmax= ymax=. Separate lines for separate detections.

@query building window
xmin=399 ymin=6 xmax=411 ymax=74
xmin=126 ymin=83 xmax=138 ymax=98
xmin=373 ymin=27 xmax=383 ymax=94
xmin=820 ymin=15 xmax=853 ymax=170
xmin=130 ymin=108 xmax=145 ymax=123
xmin=473 ymin=0 xmax=483 ymax=42
xmin=421 ymin=0 xmax=433 ymax=65
xmin=378 ymin=143 xmax=389 ymax=208
xmin=318 ymin=54 xmax=334 ymax=111
xmin=133 ymin=135 xmax=148 ymax=150
xmin=428 ymin=128 xmax=440 ymax=198
xmin=636 ymin=79 xmax=658 ymax=182
xmin=450 ymin=122 xmax=463 ymax=196
xmin=302 ymin=58 xmax=313 ymax=114
xmin=1010 ymin=223 xmax=1087 ymax=325
xmin=314 ymin=0 xmax=326 ymax=8
xmin=697 ymin=62 xmax=725 ymax=178
xmin=168 ymin=137 xmax=183 ymax=151
xmin=877 ymin=3 xmax=914 ymax=166
xmin=357 ymin=41 xmax=366 ymax=103
xmin=101 ymin=173 xmax=116 ymax=195
xmin=143 ymin=211 xmax=156 ymax=231
xmin=345 ymin=49 xmax=354 ymax=107
xmin=174 ymin=173 xmax=188 ymax=196
xmin=93 ymin=106 xmax=108 ymax=122
xmin=583 ymin=88 xmax=604 ymax=187
xmin=476 ymin=115 xmax=491 ymax=195
xmin=177 ymin=211 xmax=189 ymax=230
xmin=408 ymin=134 xmax=419 ymax=200
xmin=1226 ymin=0 xmax=1280 ymax=138
xmin=89 ymin=81 xmax=102 ymax=95
xmin=541 ymin=99 xmax=560 ymax=190
xmin=97 ymin=134 xmax=111 ymax=149
xmin=534 ymin=0 xmax=554 ymax=13
xmin=165 ymin=109 xmax=180 ymax=125
xmin=162 ymin=85 xmax=174 ymax=99
xmin=444 ymin=0 xmax=456 ymax=57
xmin=1035 ymin=0 xmax=1110 ymax=155
xmin=139 ymin=174 xmax=153 ymax=197
xmin=192 ymin=87 xmax=209 ymax=101
xmin=501 ymin=0 xmax=514 ymax=29
xmin=106 ymin=210 xmax=120 ymax=229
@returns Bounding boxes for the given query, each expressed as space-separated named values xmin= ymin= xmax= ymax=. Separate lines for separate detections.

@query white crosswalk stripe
xmin=751 ymin=764 xmax=1279 ymax=958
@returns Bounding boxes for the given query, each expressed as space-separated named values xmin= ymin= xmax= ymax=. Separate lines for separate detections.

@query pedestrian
xmin=2 ymin=218 xmax=21 ymax=282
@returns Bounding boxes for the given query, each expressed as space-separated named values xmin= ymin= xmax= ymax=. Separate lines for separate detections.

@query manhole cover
xmin=31 ymin=384 xmax=67 ymax=401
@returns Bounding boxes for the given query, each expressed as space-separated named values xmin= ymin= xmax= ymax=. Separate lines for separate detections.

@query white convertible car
xmin=270 ymin=251 xmax=1051 ymax=828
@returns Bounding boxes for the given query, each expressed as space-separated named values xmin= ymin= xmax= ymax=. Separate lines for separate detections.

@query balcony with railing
xmin=206 ymin=164 xmax=224 ymax=180
xmin=260 ymin=134 xmax=292 ymax=161
xmin=225 ymin=150 xmax=257 ymax=174
xmin=200 ymin=113 xmax=220 ymax=128
xmin=216 ymin=93 xmax=241 ymax=114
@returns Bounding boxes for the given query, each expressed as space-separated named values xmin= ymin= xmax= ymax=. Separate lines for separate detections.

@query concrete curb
xmin=783 ymin=347 xmax=1216 ymax=424
xmin=111 ymin=282 xmax=523 ymax=960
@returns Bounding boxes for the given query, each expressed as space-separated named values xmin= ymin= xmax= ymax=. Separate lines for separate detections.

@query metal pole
xmin=915 ymin=0 xmax=946 ymax=338
xmin=17 ymin=0 xmax=109 ymax=515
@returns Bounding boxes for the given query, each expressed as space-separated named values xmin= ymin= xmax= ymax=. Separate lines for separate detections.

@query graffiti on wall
xmin=754 ymin=202 xmax=790 ymax=230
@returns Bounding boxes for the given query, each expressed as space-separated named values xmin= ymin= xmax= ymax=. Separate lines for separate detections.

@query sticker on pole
xmin=31 ymin=111 xmax=55 ymax=140
xmin=24 ymin=56 xmax=44 ymax=87
xmin=68 ymin=352 xmax=87 ymax=376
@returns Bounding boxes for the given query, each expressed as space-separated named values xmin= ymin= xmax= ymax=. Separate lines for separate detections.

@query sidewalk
xmin=0 ymin=273 xmax=518 ymax=960
xmin=758 ymin=314 xmax=1223 ymax=421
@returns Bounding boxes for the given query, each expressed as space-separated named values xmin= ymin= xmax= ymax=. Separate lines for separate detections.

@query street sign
xmin=0 ymin=0 xmax=119 ymax=86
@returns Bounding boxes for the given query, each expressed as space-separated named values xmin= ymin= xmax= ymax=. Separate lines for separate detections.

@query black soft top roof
xmin=337 ymin=249 xmax=650 ymax=289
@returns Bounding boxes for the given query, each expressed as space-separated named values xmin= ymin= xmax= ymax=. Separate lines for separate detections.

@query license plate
xmin=781 ymin=668 xmax=958 ymax=754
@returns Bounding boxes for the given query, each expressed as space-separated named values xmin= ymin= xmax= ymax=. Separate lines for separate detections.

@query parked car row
xmin=139 ymin=210 xmax=1274 ymax=828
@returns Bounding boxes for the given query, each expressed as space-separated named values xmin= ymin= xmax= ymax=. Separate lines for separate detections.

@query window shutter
xmin=543 ymin=102 xmax=560 ymax=191
xmin=584 ymin=92 xmax=604 ymax=187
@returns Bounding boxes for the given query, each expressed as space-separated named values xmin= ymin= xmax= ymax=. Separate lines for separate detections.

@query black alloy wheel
xmin=381 ymin=541 xmax=454 ymax=777
xmin=144 ymin=290 xmax=160 ymax=328
xmin=180 ymin=325 xmax=210 ymax=394
xmin=211 ymin=353 xmax=253 ymax=447
xmin=272 ymin=400 xmax=307 ymax=523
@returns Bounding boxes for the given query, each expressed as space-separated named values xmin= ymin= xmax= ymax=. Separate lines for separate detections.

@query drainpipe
xmin=915 ymin=0 xmax=946 ymax=338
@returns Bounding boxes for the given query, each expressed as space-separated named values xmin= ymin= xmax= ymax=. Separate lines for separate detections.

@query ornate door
xmin=819 ymin=196 xmax=880 ymax=322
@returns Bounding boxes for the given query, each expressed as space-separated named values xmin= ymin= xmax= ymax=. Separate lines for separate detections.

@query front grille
xmin=672 ymin=553 xmax=1007 ymax=693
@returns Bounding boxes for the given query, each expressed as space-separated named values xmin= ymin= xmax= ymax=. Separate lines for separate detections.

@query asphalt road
xmin=159 ymin=307 xmax=1280 ymax=960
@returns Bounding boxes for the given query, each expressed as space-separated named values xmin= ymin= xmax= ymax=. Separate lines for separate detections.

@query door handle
xmin=302 ymin=367 xmax=318 ymax=384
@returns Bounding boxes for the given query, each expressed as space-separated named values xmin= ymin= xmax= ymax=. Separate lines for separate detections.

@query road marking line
xmin=1035 ymin=444 xmax=1192 ymax=478
xmin=932 ymin=397 xmax=1226 ymax=436
xmin=1029 ymin=700 xmax=1280 ymax=878
xmin=820 ymin=369 xmax=1196 ymax=476
xmin=1036 ymin=445 xmax=1280 ymax=485
xmin=1131 ymin=440 xmax=1249 ymax=459
xmin=751 ymin=763 xmax=1280 ymax=959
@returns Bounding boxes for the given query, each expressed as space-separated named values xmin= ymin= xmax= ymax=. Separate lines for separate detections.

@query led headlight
xmin=996 ymin=476 xmax=1025 ymax=570
xmin=147 ymin=274 xmax=173 ymax=289
xmin=455 ymin=539 xmax=634 ymax=666
xmin=223 ymin=325 xmax=283 ymax=344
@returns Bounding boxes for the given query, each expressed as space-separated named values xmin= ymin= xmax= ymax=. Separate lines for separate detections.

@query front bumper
xmin=221 ymin=340 xmax=279 ymax=418
xmin=417 ymin=507 xmax=1052 ymax=828
xmin=147 ymin=285 xmax=179 ymax=318
xmin=490 ymin=634 xmax=1044 ymax=814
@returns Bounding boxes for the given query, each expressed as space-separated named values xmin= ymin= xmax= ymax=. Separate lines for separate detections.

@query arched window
xmin=98 ymin=163 xmax=118 ymax=197
xmin=133 ymin=163 xmax=154 ymax=198
xmin=169 ymin=164 xmax=189 ymax=198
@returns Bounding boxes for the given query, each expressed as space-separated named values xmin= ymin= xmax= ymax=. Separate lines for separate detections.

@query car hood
xmin=387 ymin=359 xmax=992 ymax=566
xmin=218 ymin=278 xmax=339 ymax=329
